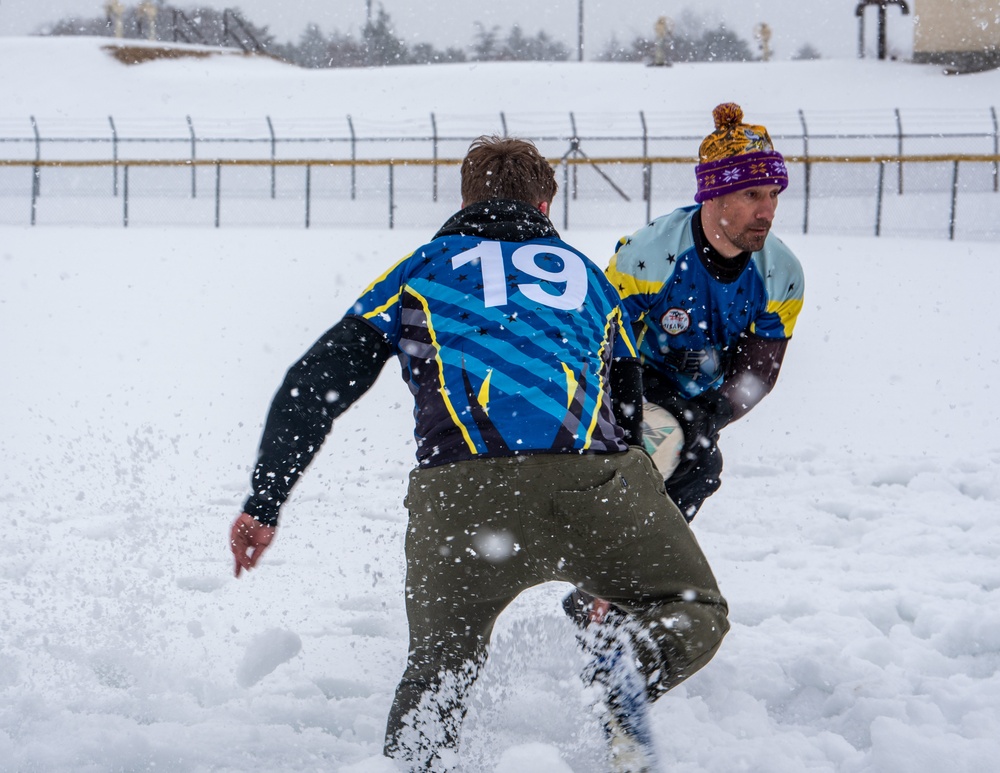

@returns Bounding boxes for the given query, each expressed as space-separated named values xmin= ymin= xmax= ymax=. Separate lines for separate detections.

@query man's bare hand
xmin=230 ymin=512 xmax=276 ymax=577
xmin=588 ymin=597 xmax=612 ymax=624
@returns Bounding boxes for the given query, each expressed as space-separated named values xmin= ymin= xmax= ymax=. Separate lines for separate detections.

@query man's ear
xmin=537 ymin=201 xmax=550 ymax=216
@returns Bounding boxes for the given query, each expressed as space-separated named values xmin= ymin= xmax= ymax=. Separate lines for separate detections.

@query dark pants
xmin=664 ymin=434 xmax=724 ymax=522
xmin=384 ymin=447 xmax=729 ymax=769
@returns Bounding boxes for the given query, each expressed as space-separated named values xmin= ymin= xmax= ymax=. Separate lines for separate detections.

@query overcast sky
xmin=0 ymin=0 xmax=916 ymax=60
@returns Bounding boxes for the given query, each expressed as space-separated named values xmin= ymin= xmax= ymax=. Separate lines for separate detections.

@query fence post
xmin=388 ymin=162 xmax=395 ymax=229
xmin=431 ymin=112 xmax=438 ymax=203
xmin=569 ymin=112 xmax=579 ymax=200
xmin=29 ymin=116 xmax=40 ymax=225
xmin=562 ymin=157 xmax=570 ymax=230
xmin=30 ymin=167 xmax=39 ymax=226
xmin=305 ymin=164 xmax=311 ymax=229
xmin=875 ymin=161 xmax=885 ymax=237
xmin=348 ymin=114 xmax=357 ymax=200
xmin=639 ymin=110 xmax=653 ymax=217
xmin=187 ymin=115 xmax=197 ymax=198
xmin=991 ymin=106 xmax=998 ymax=193
xmin=30 ymin=115 xmax=41 ymax=203
xmin=214 ymin=162 xmax=221 ymax=228
xmin=500 ymin=112 xmax=508 ymax=137
xmin=109 ymin=116 xmax=119 ymax=196
xmin=123 ymin=164 xmax=129 ymax=227
xmin=266 ymin=115 xmax=277 ymax=199
xmin=895 ymin=107 xmax=904 ymax=195
xmin=949 ymin=159 xmax=959 ymax=240
xmin=798 ymin=109 xmax=810 ymax=235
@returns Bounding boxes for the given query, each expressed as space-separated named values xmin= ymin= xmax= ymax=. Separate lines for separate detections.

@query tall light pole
xmin=578 ymin=0 xmax=584 ymax=62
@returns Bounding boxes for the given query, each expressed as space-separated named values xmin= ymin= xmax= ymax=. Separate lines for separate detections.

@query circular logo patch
xmin=660 ymin=308 xmax=690 ymax=335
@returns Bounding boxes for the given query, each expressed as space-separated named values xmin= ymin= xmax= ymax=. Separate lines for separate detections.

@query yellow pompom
xmin=712 ymin=103 xmax=744 ymax=130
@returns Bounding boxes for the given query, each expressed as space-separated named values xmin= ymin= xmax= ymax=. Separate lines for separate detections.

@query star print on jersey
xmin=605 ymin=204 xmax=804 ymax=399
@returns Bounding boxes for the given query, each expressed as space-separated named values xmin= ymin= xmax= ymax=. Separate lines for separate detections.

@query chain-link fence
xmin=1 ymin=108 xmax=998 ymax=239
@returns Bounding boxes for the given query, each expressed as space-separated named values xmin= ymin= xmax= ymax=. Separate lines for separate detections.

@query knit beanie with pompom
xmin=694 ymin=103 xmax=788 ymax=203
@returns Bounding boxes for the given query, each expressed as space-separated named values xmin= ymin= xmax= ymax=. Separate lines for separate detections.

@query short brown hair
xmin=460 ymin=136 xmax=558 ymax=206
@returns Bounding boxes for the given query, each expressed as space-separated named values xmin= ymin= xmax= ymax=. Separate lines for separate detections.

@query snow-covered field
xmin=1 ymin=37 xmax=999 ymax=772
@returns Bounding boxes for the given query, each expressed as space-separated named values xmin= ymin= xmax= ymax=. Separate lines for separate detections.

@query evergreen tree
xmin=288 ymin=23 xmax=331 ymax=68
xmin=472 ymin=23 xmax=570 ymax=62
xmin=792 ymin=43 xmax=822 ymax=61
xmin=361 ymin=7 xmax=407 ymax=66
xmin=408 ymin=42 xmax=467 ymax=65
xmin=598 ymin=33 xmax=651 ymax=63
xmin=471 ymin=24 xmax=501 ymax=61
xmin=598 ymin=11 xmax=755 ymax=64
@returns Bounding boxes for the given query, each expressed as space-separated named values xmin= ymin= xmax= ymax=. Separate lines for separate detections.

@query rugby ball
xmin=641 ymin=401 xmax=684 ymax=476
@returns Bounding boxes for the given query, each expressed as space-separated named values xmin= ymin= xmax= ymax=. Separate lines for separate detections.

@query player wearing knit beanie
xmin=694 ymin=102 xmax=789 ymax=203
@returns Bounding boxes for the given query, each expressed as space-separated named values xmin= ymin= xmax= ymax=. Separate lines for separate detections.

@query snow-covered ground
xmin=1 ymin=37 xmax=999 ymax=772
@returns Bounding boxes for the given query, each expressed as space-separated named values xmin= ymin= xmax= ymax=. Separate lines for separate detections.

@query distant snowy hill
xmin=2 ymin=35 xmax=998 ymax=124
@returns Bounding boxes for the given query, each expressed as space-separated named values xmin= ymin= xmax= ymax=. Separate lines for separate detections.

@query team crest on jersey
xmin=660 ymin=308 xmax=690 ymax=335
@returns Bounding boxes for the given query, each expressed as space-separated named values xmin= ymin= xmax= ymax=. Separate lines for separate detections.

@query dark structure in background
xmin=855 ymin=1 xmax=910 ymax=60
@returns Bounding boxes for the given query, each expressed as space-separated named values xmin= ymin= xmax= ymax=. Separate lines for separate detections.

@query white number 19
xmin=451 ymin=241 xmax=588 ymax=311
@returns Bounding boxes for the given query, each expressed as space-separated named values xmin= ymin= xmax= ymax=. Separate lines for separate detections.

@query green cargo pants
xmin=384 ymin=446 xmax=729 ymax=768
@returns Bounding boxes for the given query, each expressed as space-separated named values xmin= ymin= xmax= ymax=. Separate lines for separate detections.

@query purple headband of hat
xmin=694 ymin=150 xmax=789 ymax=203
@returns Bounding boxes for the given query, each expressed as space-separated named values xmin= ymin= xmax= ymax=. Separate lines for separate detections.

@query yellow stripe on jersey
xmin=606 ymin=253 xmax=665 ymax=301
xmin=580 ymin=310 xmax=618 ymax=450
xmin=362 ymin=292 xmax=401 ymax=321
xmin=405 ymin=286 xmax=478 ymax=456
xmin=613 ymin=306 xmax=639 ymax=359
xmin=562 ymin=362 xmax=578 ymax=410
xmin=478 ymin=369 xmax=492 ymax=416
xmin=753 ymin=297 xmax=804 ymax=338
xmin=357 ymin=250 xmax=414 ymax=297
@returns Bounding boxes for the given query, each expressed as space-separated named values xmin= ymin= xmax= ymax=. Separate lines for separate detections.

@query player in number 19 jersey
xmin=349 ymin=199 xmax=638 ymax=467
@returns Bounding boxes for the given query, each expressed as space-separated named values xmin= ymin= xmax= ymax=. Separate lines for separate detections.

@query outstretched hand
xmin=230 ymin=512 xmax=276 ymax=577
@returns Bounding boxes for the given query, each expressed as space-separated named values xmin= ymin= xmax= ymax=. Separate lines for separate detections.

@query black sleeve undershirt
xmin=720 ymin=334 xmax=788 ymax=423
xmin=242 ymin=316 xmax=393 ymax=526
xmin=610 ymin=358 xmax=644 ymax=446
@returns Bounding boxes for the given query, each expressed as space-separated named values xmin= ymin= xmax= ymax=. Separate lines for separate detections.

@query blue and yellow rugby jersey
xmin=346 ymin=229 xmax=638 ymax=467
xmin=607 ymin=205 xmax=804 ymax=400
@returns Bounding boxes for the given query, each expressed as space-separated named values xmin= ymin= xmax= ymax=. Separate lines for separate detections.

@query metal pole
xmin=266 ymin=115 xmax=276 ymax=199
xmin=798 ymin=109 xmax=811 ymax=235
xmin=500 ymin=112 xmax=508 ymax=137
xmin=875 ymin=161 xmax=885 ymax=236
xmin=123 ymin=164 xmax=129 ymax=227
xmin=305 ymin=164 xmax=311 ymax=228
xmin=214 ymin=162 xmax=221 ymax=227
xmin=30 ymin=168 xmax=39 ymax=226
xmin=109 ymin=116 xmax=119 ymax=196
xmin=569 ymin=112 xmax=579 ymax=200
xmin=878 ymin=4 xmax=887 ymax=60
xmin=30 ymin=115 xmax=40 ymax=221
xmin=640 ymin=110 xmax=649 ymax=202
xmin=895 ymin=108 xmax=904 ymax=194
xmin=431 ymin=112 xmax=438 ymax=203
xmin=388 ymin=162 xmax=395 ymax=229
xmin=578 ymin=0 xmax=584 ymax=62
xmin=562 ymin=158 xmax=569 ymax=230
xmin=186 ymin=115 xmax=197 ymax=198
xmin=348 ymin=115 xmax=357 ymax=200
xmin=991 ymin=106 xmax=998 ymax=193
xmin=949 ymin=160 xmax=959 ymax=240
